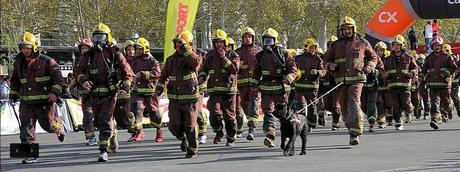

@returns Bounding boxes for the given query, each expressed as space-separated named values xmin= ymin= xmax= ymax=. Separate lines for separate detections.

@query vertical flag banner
xmin=164 ymin=0 xmax=200 ymax=61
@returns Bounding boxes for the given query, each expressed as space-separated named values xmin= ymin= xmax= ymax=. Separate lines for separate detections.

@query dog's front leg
xmin=288 ymin=123 xmax=297 ymax=156
xmin=300 ymin=123 xmax=308 ymax=155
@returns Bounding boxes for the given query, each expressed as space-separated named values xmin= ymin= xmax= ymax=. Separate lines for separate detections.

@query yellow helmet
xmin=442 ymin=44 xmax=452 ymax=55
xmin=135 ymin=37 xmax=150 ymax=54
xmin=328 ymin=35 xmax=338 ymax=42
xmin=374 ymin=41 xmax=387 ymax=50
xmin=226 ymin=37 xmax=236 ymax=50
xmin=262 ymin=28 xmax=279 ymax=45
xmin=18 ymin=32 xmax=38 ymax=52
xmin=93 ymin=23 xmax=113 ymax=43
xmin=303 ymin=38 xmax=319 ymax=53
xmin=173 ymin=30 xmax=194 ymax=47
xmin=392 ymin=34 xmax=406 ymax=48
xmin=211 ymin=29 xmax=227 ymax=42
xmin=287 ymin=49 xmax=297 ymax=57
xmin=339 ymin=16 xmax=357 ymax=33
xmin=241 ymin=26 xmax=255 ymax=39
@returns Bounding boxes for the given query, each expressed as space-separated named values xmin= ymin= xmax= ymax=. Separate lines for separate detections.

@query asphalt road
xmin=1 ymin=117 xmax=460 ymax=172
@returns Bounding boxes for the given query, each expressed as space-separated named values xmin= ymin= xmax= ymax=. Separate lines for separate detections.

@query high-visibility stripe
xmin=35 ymin=76 xmax=51 ymax=82
xmin=241 ymin=65 xmax=248 ymax=69
xmin=199 ymin=83 xmax=207 ymax=89
xmin=259 ymin=84 xmax=283 ymax=91
xmin=276 ymin=69 xmax=282 ymax=74
xmin=136 ymin=88 xmax=155 ymax=93
xmin=169 ymin=76 xmax=177 ymax=81
xmin=238 ymin=78 xmax=250 ymax=84
xmin=20 ymin=94 xmax=49 ymax=101
xmin=144 ymin=71 xmax=150 ymax=80
xmin=208 ymin=87 xmax=237 ymax=93
xmin=453 ymin=79 xmax=459 ymax=83
xmin=167 ymin=93 xmax=200 ymax=100
xmin=335 ymin=58 xmax=346 ymax=63
xmin=294 ymin=83 xmax=319 ymax=89
xmin=426 ymin=82 xmax=449 ymax=87
xmin=90 ymin=69 xmax=98 ymax=74
xmin=262 ymin=71 xmax=270 ymax=75
xmin=250 ymin=78 xmax=259 ymax=85
xmin=247 ymin=117 xmax=258 ymax=122
xmin=183 ymin=73 xmax=197 ymax=80
xmin=335 ymin=75 xmax=366 ymax=83
xmin=209 ymin=70 xmax=215 ymax=74
xmin=20 ymin=78 xmax=27 ymax=84
xmin=388 ymin=82 xmax=411 ymax=88
xmin=51 ymin=84 xmax=63 ymax=93
xmin=387 ymin=69 xmax=409 ymax=74
xmin=223 ymin=60 xmax=232 ymax=68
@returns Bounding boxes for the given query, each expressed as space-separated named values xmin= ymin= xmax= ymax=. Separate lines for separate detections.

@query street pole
xmin=77 ymin=0 xmax=85 ymax=38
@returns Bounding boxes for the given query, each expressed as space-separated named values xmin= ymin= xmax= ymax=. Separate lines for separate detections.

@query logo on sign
xmin=378 ymin=12 xmax=398 ymax=23
xmin=176 ymin=3 xmax=189 ymax=33
xmin=448 ymin=0 xmax=460 ymax=4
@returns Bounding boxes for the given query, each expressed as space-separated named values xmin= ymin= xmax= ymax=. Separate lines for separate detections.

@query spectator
xmin=424 ymin=21 xmax=433 ymax=53
xmin=432 ymin=19 xmax=440 ymax=37
xmin=408 ymin=27 xmax=418 ymax=51
xmin=0 ymin=75 xmax=10 ymax=104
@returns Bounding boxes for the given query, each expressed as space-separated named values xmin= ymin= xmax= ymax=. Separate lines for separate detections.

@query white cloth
xmin=424 ymin=24 xmax=433 ymax=39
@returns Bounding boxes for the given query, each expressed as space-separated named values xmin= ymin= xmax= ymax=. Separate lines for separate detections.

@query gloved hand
xmin=135 ymin=72 xmax=142 ymax=79
xmin=48 ymin=93 xmax=58 ymax=102
xmin=363 ymin=66 xmax=372 ymax=74
xmin=82 ymin=81 xmax=93 ymax=90
xmin=218 ymin=48 xmax=226 ymax=58
xmin=329 ymin=63 xmax=337 ymax=71
xmin=310 ymin=69 xmax=318 ymax=75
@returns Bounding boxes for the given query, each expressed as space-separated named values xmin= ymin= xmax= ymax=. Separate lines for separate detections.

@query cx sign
xmin=379 ymin=12 xmax=398 ymax=23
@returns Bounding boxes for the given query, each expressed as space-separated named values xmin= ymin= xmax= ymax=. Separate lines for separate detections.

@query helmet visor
xmin=92 ymin=33 xmax=107 ymax=44
xmin=262 ymin=37 xmax=275 ymax=46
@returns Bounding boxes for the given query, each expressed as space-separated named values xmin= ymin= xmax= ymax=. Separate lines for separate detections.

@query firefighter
xmin=75 ymin=23 xmax=134 ymax=162
xmin=156 ymin=30 xmax=201 ymax=158
xmin=381 ymin=35 xmax=417 ymax=130
xmin=199 ymin=29 xmax=240 ymax=146
xmin=111 ymin=40 xmax=136 ymax=143
xmin=251 ymin=28 xmax=297 ymax=148
xmin=294 ymin=38 xmax=326 ymax=130
xmin=123 ymin=40 xmax=136 ymax=60
xmin=128 ymin=38 xmax=163 ymax=142
xmin=187 ymin=32 xmax=209 ymax=145
xmin=443 ymin=44 xmax=460 ymax=119
xmin=374 ymin=41 xmax=392 ymax=128
xmin=76 ymin=38 xmax=98 ymax=146
xmin=235 ymin=27 xmax=263 ymax=140
xmin=361 ymin=41 xmax=385 ymax=132
xmin=324 ymin=16 xmax=379 ymax=145
xmin=320 ymin=35 xmax=342 ymax=131
xmin=422 ymin=36 xmax=457 ymax=130
xmin=415 ymin=54 xmax=431 ymax=120
xmin=9 ymin=32 xmax=66 ymax=164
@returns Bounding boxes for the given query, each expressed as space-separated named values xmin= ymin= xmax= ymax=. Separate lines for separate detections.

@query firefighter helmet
xmin=18 ymin=32 xmax=38 ymax=52
xmin=262 ymin=28 xmax=279 ymax=45
xmin=241 ymin=26 xmax=256 ymax=39
xmin=374 ymin=41 xmax=387 ymax=50
xmin=442 ymin=44 xmax=452 ymax=55
xmin=211 ymin=29 xmax=227 ymax=42
xmin=173 ymin=30 xmax=194 ymax=47
xmin=135 ymin=38 xmax=150 ymax=54
xmin=92 ymin=23 xmax=113 ymax=43
xmin=303 ymin=38 xmax=319 ymax=53
xmin=339 ymin=16 xmax=357 ymax=33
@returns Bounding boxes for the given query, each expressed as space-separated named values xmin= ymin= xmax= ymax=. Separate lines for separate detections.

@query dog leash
xmin=295 ymin=82 xmax=344 ymax=114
